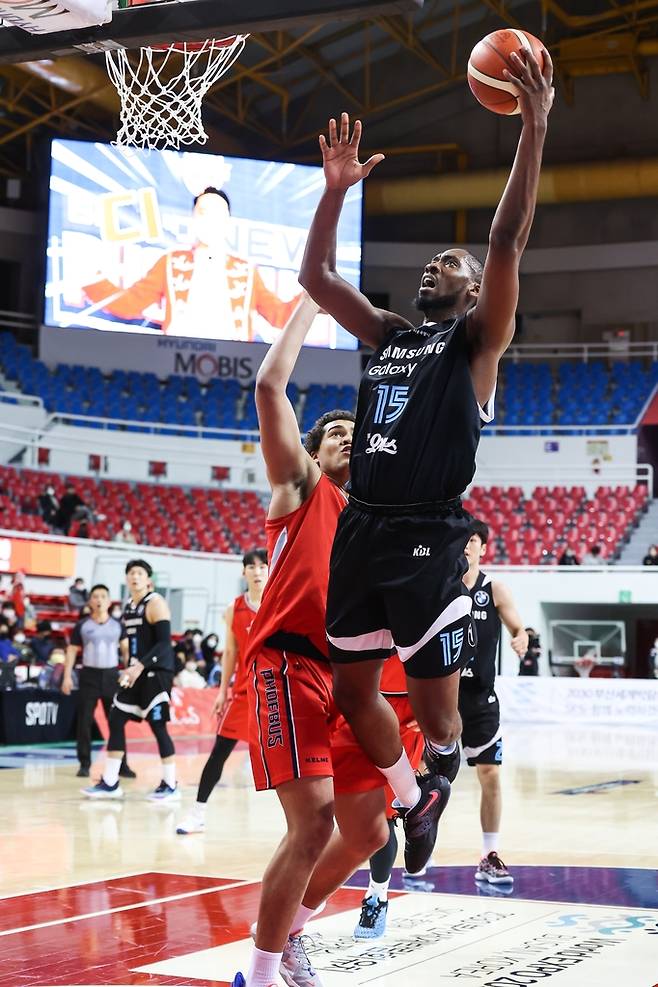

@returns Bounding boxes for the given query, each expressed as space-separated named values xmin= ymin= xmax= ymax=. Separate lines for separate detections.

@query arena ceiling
xmin=0 ymin=0 xmax=656 ymax=190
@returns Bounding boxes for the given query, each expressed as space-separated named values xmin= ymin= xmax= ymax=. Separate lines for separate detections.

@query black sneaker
xmin=398 ymin=773 xmax=451 ymax=875
xmin=424 ymin=742 xmax=460 ymax=783
xmin=76 ymin=765 xmax=90 ymax=778
xmin=119 ymin=763 xmax=137 ymax=779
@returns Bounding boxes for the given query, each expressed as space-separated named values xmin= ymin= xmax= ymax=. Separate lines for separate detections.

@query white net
xmin=106 ymin=35 xmax=248 ymax=149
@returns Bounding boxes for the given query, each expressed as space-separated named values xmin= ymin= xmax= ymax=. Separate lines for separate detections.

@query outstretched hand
xmin=320 ymin=112 xmax=385 ymax=191
xmin=503 ymin=47 xmax=554 ymax=124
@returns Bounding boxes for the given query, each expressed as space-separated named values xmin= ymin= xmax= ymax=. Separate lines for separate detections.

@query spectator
xmin=22 ymin=595 xmax=37 ymax=629
xmin=31 ymin=620 xmax=55 ymax=663
xmin=642 ymin=544 xmax=658 ymax=566
xmin=582 ymin=544 xmax=605 ymax=566
xmin=649 ymin=637 xmax=658 ymax=678
xmin=68 ymin=578 xmax=89 ymax=610
xmin=10 ymin=573 xmax=26 ymax=627
xmin=0 ymin=602 xmax=17 ymax=631
xmin=519 ymin=628 xmax=541 ymax=676
xmin=114 ymin=520 xmax=137 ymax=544
xmin=38 ymin=647 xmax=67 ymax=690
xmin=201 ymin=632 xmax=220 ymax=677
xmin=39 ymin=484 xmax=60 ymax=526
xmin=110 ymin=603 xmax=123 ymax=620
xmin=175 ymin=657 xmax=207 ymax=689
xmin=558 ymin=547 xmax=580 ymax=566
xmin=10 ymin=628 xmax=34 ymax=662
xmin=0 ymin=621 xmax=19 ymax=662
xmin=55 ymin=484 xmax=85 ymax=535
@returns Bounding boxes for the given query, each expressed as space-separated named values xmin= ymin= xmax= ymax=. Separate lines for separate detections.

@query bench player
xmin=176 ymin=549 xmax=268 ymax=834
xmin=299 ymin=48 xmax=554 ymax=873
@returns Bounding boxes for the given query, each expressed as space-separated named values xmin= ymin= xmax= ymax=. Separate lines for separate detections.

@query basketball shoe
xmin=176 ymin=809 xmax=205 ymax=834
xmin=280 ymin=934 xmax=323 ymax=987
xmin=423 ymin=741 xmax=461 ymax=783
xmin=147 ymin=781 xmax=181 ymax=802
xmin=81 ymin=779 xmax=123 ymax=799
xmin=353 ymin=895 xmax=388 ymax=939
xmin=396 ymin=772 xmax=451 ymax=875
xmin=475 ymin=851 xmax=514 ymax=884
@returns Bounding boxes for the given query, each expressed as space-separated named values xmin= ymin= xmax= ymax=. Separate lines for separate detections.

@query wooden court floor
xmin=1 ymin=723 xmax=657 ymax=986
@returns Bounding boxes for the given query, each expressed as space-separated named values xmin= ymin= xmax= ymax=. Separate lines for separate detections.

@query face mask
xmin=111 ymin=607 xmax=122 ymax=619
xmin=14 ymin=633 xmax=25 ymax=644
xmin=192 ymin=634 xmax=202 ymax=647
xmin=185 ymin=661 xmax=197 ymax=672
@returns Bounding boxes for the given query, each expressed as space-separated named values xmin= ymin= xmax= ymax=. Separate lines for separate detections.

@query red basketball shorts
xmin=332 ymin=695 xmax=424 ymax=818
xmin=216 ymin=689 xmax=250 ymax=742
xmin=248 ymin=647 xmax=335 ymax=792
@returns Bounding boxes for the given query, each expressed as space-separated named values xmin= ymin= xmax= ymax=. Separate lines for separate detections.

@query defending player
xmin=82 ymin=560 xmax=178 ymax=802
xmin=462 ymin=519 xmax=527 ymax=884
xmin=176 ymin=549 xmax=268 ymax=835
xmin=299 ymin=48 xmax=553 ymax=873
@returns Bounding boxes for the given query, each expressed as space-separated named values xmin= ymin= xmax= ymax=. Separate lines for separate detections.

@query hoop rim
xmin=148 ymin=35 xmax=243 ymax=53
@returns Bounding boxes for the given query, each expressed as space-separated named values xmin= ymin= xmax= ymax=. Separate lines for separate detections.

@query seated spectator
xmin=0 ymin=621 xmax=19 ymax=662
xmin=0 ymin=602 xmax=17 ymax=631
xmin=38 ymin=647 xmax=67 ymax=690
xmin=31 ymin=620 xmax=55 ymax=663
xmin=22 ymin=595 xmax=37 ymax=630
xmin=558 ymin=547 xmax=580 ymax=566
xmin=39 ymin=485 xmax=60 ymax=526
xmin=10 ymin=628 xmax=34 ymax=662
xmin=110 ymin=602 xmax=123 ymax=620
xmin=68 ymin=578 xmax=89 ymax=609
xmin=175 ymin=657 xmax=207 ymax=690
xmin=642 ymin=544 xmax=658 ymax=566
xmin=582 ymin=544 xmax=605 ymax=566
xmin=10 ymin=572 xmax=26 ymax=628
xmin=55 ymin=484 xmax=85 ymax=535
xmin=114 ymin=520 xmax=137 ymax=544
xmin=201 ymin=632 xmax=220 ymax=680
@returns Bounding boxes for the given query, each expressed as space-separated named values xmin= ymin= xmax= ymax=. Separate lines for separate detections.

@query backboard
xmin=0 ymin=0 xmax=423 ymax=64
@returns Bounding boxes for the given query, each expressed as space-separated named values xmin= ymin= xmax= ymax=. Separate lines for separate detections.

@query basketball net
xmin=574 ymin=656 xmax=597 ymax=679
xmin=105 ymin=35 xmax=248 ymax=149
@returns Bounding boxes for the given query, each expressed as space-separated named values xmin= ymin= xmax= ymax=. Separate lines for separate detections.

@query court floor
xmin=1 ymin=723 xmax=657 ymax=986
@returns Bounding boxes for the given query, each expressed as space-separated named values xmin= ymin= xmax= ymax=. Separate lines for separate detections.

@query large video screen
xmin=45 ymin=139 xmax=362 ymax=350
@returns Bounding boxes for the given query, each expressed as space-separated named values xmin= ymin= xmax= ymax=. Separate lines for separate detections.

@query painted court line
xmin=0 ymin=868 xmax=147 ymax=901
xmin=0 ymin=878 xmax=254 ymax=938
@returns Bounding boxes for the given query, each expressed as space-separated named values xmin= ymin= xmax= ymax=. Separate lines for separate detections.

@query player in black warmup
xmin=462 ymin=520 xmax=527 ymax=885
xmin=83 ymin=560 xmax=179 ymax=802
xmin=300 ymin=48 xmax=553 ymax=873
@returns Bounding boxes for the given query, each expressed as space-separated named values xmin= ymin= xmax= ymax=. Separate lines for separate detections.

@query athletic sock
xmin=102 ymin=758 xmax=121 ymax=787
xmin=482 ymin=832 xmax=498 ymax=856
xmin=425 ymin=739 xmax=457 ymax=756
xmin=366 ymin=877 xmax=390 ymax=903
xmin=162 ymin=763 xmax=176 ymax=789
xmin=193 ymin=800 xmax=207 ymax=816
xmin=246 ymin=946 xmax=282 ymax=987
xmin=290 ymin=900 xmax=325 ymax=935
xmin=378 ymin=750 xmax=421 ymax=809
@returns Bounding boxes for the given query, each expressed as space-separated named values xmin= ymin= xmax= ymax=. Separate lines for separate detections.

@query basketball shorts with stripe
xmin=326 ymin=502 xmax=477 ymax=679
xmin=113 ymin=669 xmax=173 ymax=723
xmin=459 ymin=688 xmax=502 ymax=765
xmin=248 ymin=647 xmax=334 ymax=792
xmin=332 ymin=695 xmax=424 ymax=818
xmin=216 ymin=689 xmax=250 ymax=742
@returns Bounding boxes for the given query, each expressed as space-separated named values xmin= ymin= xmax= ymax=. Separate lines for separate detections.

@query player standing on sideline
xmin=461 ymin=519 xmax=527 ymax=885
xmin=176 ymin=549 xmax=268 ymax=835
xmin=82 ymin=560 xmax=179 ymax=802
xmin=63 ymin=583 xmax=136 ymax=780
xmin=299 ymin=49 xmax=553 ymax=874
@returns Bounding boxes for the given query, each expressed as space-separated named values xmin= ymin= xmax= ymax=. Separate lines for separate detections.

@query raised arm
xmin=492 ymin=581 xmax=528 ymax=658
xmin=299 ymin=113 xmax=411 ymax=349
xmin=468 ymin=48 xmax=554 ymax=404
xmin=255 ymin=292 xmax=321 ymax=517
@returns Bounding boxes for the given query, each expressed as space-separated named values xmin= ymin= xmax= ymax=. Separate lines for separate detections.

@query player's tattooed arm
xmin=492 ymin=581 xmax=529 ymax=657
xmin=299 ymin=112 xmax=412 ymax=349
xmin=256 ymin=292 xmax=322 ymax=516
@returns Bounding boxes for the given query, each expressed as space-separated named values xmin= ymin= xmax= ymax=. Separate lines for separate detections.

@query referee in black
xmin=63 ymin=584 xmax=136 ymax=780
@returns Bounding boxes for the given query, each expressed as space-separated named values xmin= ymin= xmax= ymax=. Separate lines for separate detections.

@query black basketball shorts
xmin=326 ymin=499 xmax=476 ymax=679
xmin=113 ymin=669 xmax=174 ymax=724
xmin=459 ymin=688 xmax=502 ymax=766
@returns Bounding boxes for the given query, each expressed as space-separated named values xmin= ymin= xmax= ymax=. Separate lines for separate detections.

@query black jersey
xmin=123 ymin=591 xmax=174 ymax=671
xmin=460 ymin=571 xmax=500 ymax=695
xmin=350 ymin=316 xmax=492 ymax=506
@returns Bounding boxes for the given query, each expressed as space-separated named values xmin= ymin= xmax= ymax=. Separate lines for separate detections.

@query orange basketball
xmin=467 ymin=29 xmax=545 ymax=115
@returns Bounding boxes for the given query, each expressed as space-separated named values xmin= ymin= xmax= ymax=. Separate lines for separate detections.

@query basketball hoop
xmin=574 ymin=656 xmax=597 ymax=679
xmin=105 ymin=35 xmax=248 ymax=149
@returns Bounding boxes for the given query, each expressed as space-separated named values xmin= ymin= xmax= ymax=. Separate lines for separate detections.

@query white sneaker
xmin=81 ymin=779 xmax=124 ymax=799
xmin=280 ymin=934 xmax=324 ymax=987
xmin=146 ymin=781 xmax=182 ymax=802
xmin=176 ymin=811 xmax=205 ymax=834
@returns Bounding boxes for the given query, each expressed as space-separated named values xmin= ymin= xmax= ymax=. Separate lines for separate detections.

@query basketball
xmin=468 ymin=29 xmax=545 ymax=115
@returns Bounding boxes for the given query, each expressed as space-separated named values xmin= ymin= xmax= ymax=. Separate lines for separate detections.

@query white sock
xmin=290 ymin=900 xmax=325 ymax=935
xmin=378 ymin=750 xmax=421 ymax=809
xmin=366 ymin=877 xmax=390 ymax=902
xmin=162 ymin=762 xmax=176 ymax=789
xmin=102 ymin=758 xmax=121 ymax=787
xmin=193 ymin=800 xmax=207 ymax=816
xmin=482 ymin=832 xmax=498 ymax=856
xmin=246 ymin=946 xmax=282 ymax=987
xmin=425 ymin=739 xmax=457 ymax=756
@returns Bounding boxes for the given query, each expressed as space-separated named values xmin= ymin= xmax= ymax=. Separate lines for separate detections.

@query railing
xmin=469 ymin=462 xmax=653 ymax=493
xmin=0 ymin=390 xmax=44 ymax=410
xmin=0 ymin=310 xmax=35 ymax=332
xmin=503 ymin=341 xmax=658 ymax=362
xmin=46 ymin=411 xmax=260 ymax=444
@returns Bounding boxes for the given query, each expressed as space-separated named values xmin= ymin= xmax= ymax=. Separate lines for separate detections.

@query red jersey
xmin=381 ymin=653 xmax=407 ymax=696
xmin=231 ymin=593 xmax=259 ymax=694
xmin=247 ymin=474 xmax=347 ymax=663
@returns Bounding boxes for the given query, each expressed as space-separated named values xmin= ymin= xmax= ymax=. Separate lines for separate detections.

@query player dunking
xmin=300 ymin=49 xmax=553 ymax=873
xmin=83 ymin=560 xmax=178 ymax=801
xmin=176 ymin=549 xmax=268 ymax=835
xmin=462 ymin=519 xmax=527 ymax=884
